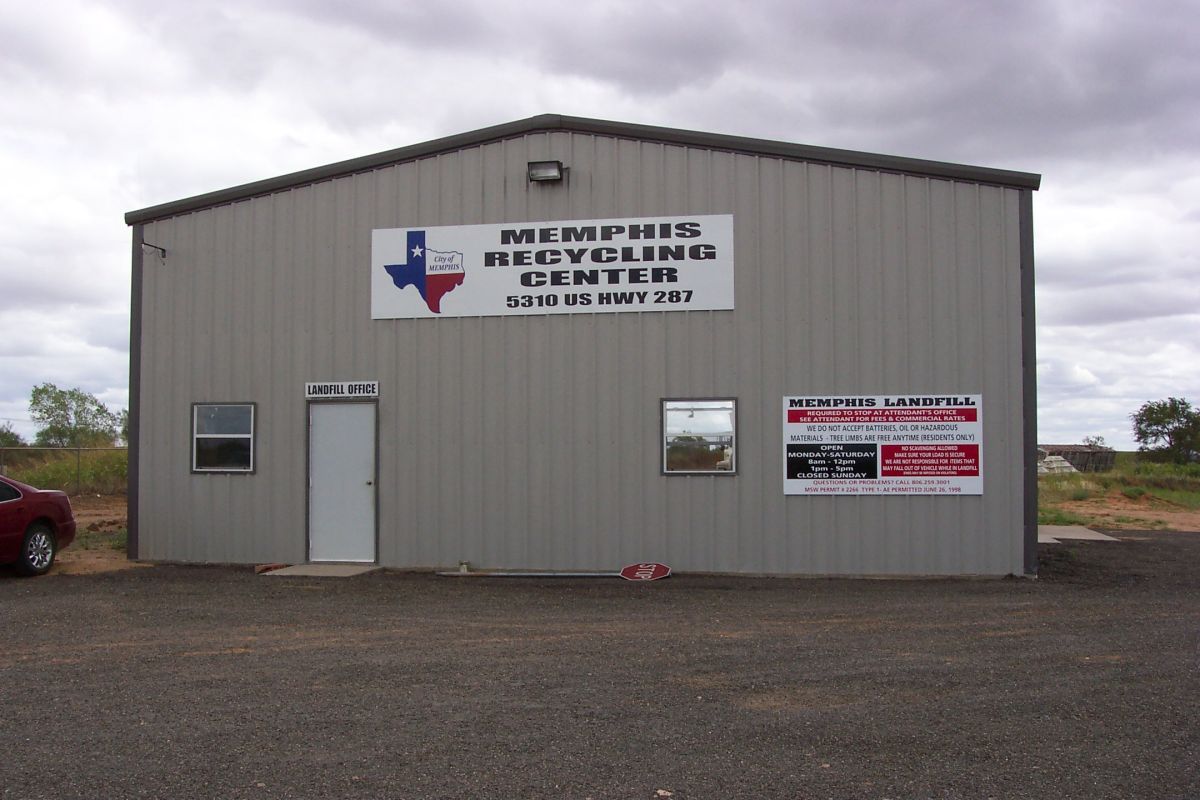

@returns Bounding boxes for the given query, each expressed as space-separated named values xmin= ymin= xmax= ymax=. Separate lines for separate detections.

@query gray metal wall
xmin=136 ymin=130 xmax=1029 ymax=574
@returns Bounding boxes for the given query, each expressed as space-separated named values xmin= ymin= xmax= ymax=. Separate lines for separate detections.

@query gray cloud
xmin=1038 ymin=285 xmax=1200 ymax=326
xmin=1 ymin=0 xmax=1197 ymax=452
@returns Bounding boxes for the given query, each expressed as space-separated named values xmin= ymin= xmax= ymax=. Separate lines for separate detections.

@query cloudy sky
xmin=1 ymin=0 xmax=1196 ymax=449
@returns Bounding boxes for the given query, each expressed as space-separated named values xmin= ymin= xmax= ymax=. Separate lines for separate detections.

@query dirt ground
xmin=51 ymin=493 xmax=141 ymax=575
xmin=1059 ymin=488 xmax=1200 ymax=532
xmin=68 ymin=493 xmax=127 ymax=528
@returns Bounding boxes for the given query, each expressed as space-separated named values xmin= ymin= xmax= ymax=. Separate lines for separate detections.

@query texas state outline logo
xmin=383 ymin=230 xmax=465 ymax=313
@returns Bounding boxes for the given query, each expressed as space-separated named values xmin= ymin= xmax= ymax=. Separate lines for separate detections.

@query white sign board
xmin=371 ymin=214 xmax=734 ymax=319
xmin=306 ymin=381 xmax=379 ymax=399
xmin=783 ymin=395 xmax=983 ymax=495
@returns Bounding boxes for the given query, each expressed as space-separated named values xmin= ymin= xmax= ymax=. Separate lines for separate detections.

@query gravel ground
xmin=2 ymin=533 xmax=1198 ymax=800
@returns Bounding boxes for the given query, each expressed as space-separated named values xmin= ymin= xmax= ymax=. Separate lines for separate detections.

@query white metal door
xmin=308 ymin=403 xmax=376 ymax=562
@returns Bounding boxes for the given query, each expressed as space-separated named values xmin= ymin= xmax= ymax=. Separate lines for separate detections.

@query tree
xmin=29 ymin=383 xmax=120 ymax=448
xmin=1081 ymin=435 xmax=1108 ymax=448
xmin=0 ymin=421 xmax=26 ymax=447
xmin=1130 ymin=397 xmax=1200 ymax=464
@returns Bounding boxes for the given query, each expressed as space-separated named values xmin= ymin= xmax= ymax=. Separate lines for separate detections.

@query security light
xmin=527 ymin=160 xmax=565 ymax=182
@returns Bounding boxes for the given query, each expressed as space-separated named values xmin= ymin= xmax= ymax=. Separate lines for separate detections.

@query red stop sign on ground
xmin=619 ymin=562 xmax=672 ymax=581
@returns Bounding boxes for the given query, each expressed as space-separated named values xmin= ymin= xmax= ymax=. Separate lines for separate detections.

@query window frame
xmin=191 ymin=402 xmax=256 ymax=474
xmin=661 ymin=397 xmax=738 ymax=476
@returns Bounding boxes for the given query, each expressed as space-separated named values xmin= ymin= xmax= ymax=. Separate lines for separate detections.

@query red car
xmin=0 ymin=474 xmax=76 ymax=576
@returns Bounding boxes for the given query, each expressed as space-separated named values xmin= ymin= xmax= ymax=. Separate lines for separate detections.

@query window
xmin=662 ymin=398 xmax=736 ymax=474
xmin=0 ymin=480 xmax=20 ymax=502
xmin=192 ymin=403 xmax=255 ymax=473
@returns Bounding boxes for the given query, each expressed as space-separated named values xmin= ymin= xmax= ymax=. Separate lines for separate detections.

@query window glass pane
xmin=194 ymin=437 xmax=252 ymax=471
xmin=663 ymin=400 xmax=735 ymax=473
xmin=195 ymin=405 xmax=252 ymax=435
xmin=665 ymin=440 xmax=730 ymax=471
xmin=0 ymin=482 xmax=20 ymax=502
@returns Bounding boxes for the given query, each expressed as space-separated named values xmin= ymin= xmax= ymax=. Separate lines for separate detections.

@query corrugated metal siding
xmin=138 ymin=130 xmax=1027 ymax=574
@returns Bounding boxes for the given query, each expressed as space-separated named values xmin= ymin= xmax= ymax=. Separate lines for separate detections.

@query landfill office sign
xmin=783 ymin=395 xmax=983 ymax=495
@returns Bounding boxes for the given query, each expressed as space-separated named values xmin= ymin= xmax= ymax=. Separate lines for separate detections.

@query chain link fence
xmin=0 ymin=447 xmax=128 ymax=495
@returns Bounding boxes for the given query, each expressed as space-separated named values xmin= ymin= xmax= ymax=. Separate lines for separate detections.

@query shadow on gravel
xmin=1038 ymin=530 xmax=1200 ymax=589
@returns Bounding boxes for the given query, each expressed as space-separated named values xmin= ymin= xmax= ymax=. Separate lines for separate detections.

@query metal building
xmin=125 ymin=114 xmax=1040 ymax=576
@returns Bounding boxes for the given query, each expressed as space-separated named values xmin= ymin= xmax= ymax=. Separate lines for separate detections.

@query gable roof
xmin=125 ymin=113 xmax=1041 ymax=225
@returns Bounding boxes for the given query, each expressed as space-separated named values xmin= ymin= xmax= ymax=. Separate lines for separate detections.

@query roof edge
xmin=125 ymin=113 xmax=1041 ymax=225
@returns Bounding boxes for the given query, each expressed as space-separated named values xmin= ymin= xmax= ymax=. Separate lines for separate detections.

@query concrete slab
xmin=262 ymin=564 xmax=380 ymax=577
xmin=1038 ymin=525 xmax=1120 ymax=543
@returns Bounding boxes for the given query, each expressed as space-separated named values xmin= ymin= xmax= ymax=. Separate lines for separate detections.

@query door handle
xmin=366 ymin=480 xmax=374 ymax=486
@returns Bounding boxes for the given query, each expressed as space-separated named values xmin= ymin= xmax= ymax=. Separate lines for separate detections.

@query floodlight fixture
xmin=527 ymin=160 xmax=565 ymax=182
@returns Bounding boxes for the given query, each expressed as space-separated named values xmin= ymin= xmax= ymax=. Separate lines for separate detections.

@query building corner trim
xmin=1020 ymin=190 xmax=1038 ymax=575
xmin=127 ymin=224 xmax=143 ymax=559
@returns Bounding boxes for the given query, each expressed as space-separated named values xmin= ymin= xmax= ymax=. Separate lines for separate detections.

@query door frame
xmin=305 ymin=399 xmax=380 ymax=564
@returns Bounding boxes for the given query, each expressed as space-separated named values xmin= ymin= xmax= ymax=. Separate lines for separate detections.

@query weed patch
xmin=1145 ymin=487 xmax=1200 ymax=509
xmin=1038 ymin=508 xmax=1089 ymax=526
xmin=1038 ymin=454 xmax=1200 ymax=531
xmin=7 ymin=449 xmax=126 ymax=494
xmin=72 ymin=526 xmax=127 ymax=553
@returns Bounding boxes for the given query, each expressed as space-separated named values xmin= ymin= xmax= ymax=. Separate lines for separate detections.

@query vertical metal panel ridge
xmin=1020 ymin=189 xmax=1038 ymax=575
xmin=980 ymin=186 xmax=1021 ymax=575
xmin=758 ymin=156 xmax=784 ymax=570
xmin=963 ymin=186 xmax=987 ymax=573
xmin=854 ymin=170 xmax=882 ymax=390
xmin=211 ymin=205 xmax=235 ymax=560
xmin=127 ymin=224 xmax=143 ymax=559
xmin=249 ymin=194 xmax=277 ymax=561
xmin=175 ymin=215 xmax=199 ymax=560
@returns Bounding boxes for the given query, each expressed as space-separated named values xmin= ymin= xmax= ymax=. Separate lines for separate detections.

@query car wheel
xmin=17 ymin=523 xmax=57 ymax=576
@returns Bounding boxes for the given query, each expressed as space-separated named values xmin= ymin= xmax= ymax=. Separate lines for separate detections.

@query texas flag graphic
xmin=383 ymin=230 xmax=466 ymax=313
